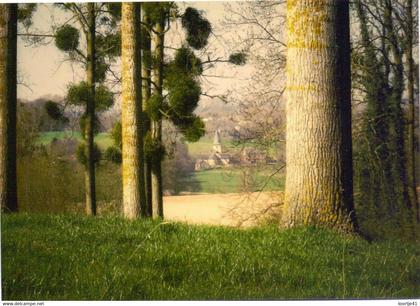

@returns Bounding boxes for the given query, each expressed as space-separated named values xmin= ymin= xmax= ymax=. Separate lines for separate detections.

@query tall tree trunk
xmin=282 ymin=0 xmax=356 ymax=231
xmin=85 ymin=3 xmax=96 ymax=216
xmin=151 ymin=20 xmax=164 ymax=219
xmin=337 ymin=0 xmax=358 ymax=231
xmin=404 ymin=0 xmax=419 ymax=222
xmin=0 ymin=4 xmax=17 ymax=213
xmin=121 ymin=2 xmax=146 ymax=218
xmin=141 ymin=9 xmax=153 ymax=217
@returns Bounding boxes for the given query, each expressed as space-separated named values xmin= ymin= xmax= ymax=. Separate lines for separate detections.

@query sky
xmin=17 ymin=2 xmax=253 ymax=104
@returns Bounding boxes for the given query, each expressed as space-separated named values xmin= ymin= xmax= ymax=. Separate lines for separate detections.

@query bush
xmin=17 ymin=154 xmax=85 ymax=213
xmin=55 ymin=25 xmax=79 ymax=52
xmin=162 ymin=141 xmax=196 ymax=194
xmin=104 ymin=146 xmax=122 ymax=164
xmin=181 ymin=7 xmax=212 ymax=50
xmin=76 ymin=142 xmax=102 ymax=166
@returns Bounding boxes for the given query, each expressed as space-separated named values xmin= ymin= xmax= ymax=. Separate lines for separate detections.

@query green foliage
xmin=181 ymin=7 xmax=211 ymax=50
xmin=105 ymin=3 xmax=121 ymax=21
xmin=110 ymin=121 xmax=122 ymax=149
xmin=180 ymin=115 xmax=205 ymax=142
xmin=95 ymin=59 xmax=110 ymax=83
xmin=55 ymin=25 xmax=80 ymax=52
xmin=105 ymin=121 xmax=122 ymax=164
xmin=143 ymin=2 xmax=175 ymax=25
xmin=104 ymin=146 xmax=122 ymax=164
xmin=76 ymin=142 xmax=102 ymax=166
xmin=167 ymin=74 xmax=201 ymax=116
xmin=17 ymin=4 xmax=36 ymax=28
xmin=169 ymin=46 xmax=203 ymax=76
xmin=97 ymin=32 xmax=121 ymax=58
xmin=146 ymin=94 xmax=164 ymax=121
xmin=165 ymin=48 xmax=204 ymax=142
xmin=95 ymin=84 xmax=114 ymax=111
xmin=67 ymin=81 xmax=90 ymax=106
xmin=79 ymin=115 xmax=100 ymax=139
xmin=44 ymin=101 xmax=65 ymax=121
xmin=229 ymin=52 xmax=247 ymax=66
xmin=2 ymin=215 xmax=420 ymax=300
xmin=67 ymin=82 xmax=113 ymax=111
xmin=144 ymin=132 xmax=165 ymax=163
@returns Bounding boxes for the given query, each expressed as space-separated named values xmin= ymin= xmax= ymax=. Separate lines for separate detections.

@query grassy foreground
xmin=2 ymin=214 xmax=419 ymax=300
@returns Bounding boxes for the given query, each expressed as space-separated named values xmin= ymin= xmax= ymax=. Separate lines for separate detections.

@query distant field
xmin=39 ymin=132 xmax=215 ymax=156
xmin=181 ymin=168 xmax=285 ymax=194
xmin=186 ymin=136 xmax=252 ymax=157
xmin=38 ymin=131 xmax=113 ymax=150
xmin=186 ymin=135 xmax=214 ymax=156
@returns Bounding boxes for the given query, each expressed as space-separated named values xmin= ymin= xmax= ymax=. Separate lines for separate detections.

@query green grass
xmin=186 ymin=135 xmax=214 ymax=156
xmin=40 ymin=132 xmax=221 ymax=157
xmin=181 ymin=168 xmax=285 ymax=193
xmin=38 ymin=132 xmax=113 ymax=150
xmin=39 ymin=132 xmax=215 ymax=156
xmin=2 ymin=214 xmax=419 ymax=300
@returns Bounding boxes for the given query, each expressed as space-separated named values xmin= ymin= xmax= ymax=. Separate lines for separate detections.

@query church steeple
xmin=213 ymin=128 xmax=222 ymax=154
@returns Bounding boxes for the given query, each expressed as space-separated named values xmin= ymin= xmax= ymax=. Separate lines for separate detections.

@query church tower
xmin=213 ymin=128 xmax=222 ymax=154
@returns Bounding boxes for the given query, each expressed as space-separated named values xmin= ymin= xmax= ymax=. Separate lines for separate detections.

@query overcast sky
xmin=17 ymin=2 xmax=253 ymax=104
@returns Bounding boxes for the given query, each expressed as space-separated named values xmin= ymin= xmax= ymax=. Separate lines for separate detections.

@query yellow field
xmin=163 ymin=191 xmax=283 ymax=227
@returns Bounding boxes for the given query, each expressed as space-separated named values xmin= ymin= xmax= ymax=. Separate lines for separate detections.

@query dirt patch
xmin=163 ymin=191 xmax=283 ymax=227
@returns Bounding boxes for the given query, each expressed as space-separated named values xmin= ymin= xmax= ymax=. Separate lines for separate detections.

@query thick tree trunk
xmin=121 ymin=2 xmax=146 ymax=219
xmin=0 ymin=4 xmax=18 ymax=213
xmin=141 ymin=9 xmax=152 ymax=217
xmin=85 ymin=3 xmax=96 ymax=216
xmin=282 ymin=0 xmax=356 ymax=231
xmin=404 ymin=0 xmax=419 ymax=222
xmin=151 ymin=20 xmax=164 ymax=219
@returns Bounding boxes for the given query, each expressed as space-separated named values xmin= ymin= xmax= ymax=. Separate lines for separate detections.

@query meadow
xmin=38 ymin=131 xmax=113 ymax=150
xmin=2 ymin=214 xmax=419 ymax=300
xmin=181 ymin=168 xmax=285 ymax=194
xmin=38 ymin=132 xmax=224 ymax=156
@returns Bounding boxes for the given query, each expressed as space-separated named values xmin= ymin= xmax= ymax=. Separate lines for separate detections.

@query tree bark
xmin=151 ymin=20 xmax=164 ymax=219
xmin=85 ymin=3 xmax=96 ymax=216
xmin=141 ymin=9 xmax=153 ymax=217
xmin=282 ymin=0 xmax=356 ymax=231
xmin=0 ymin=4 xmax=17 ymax=213
xmin=121 ymin=2 xmax=146 ymax=219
